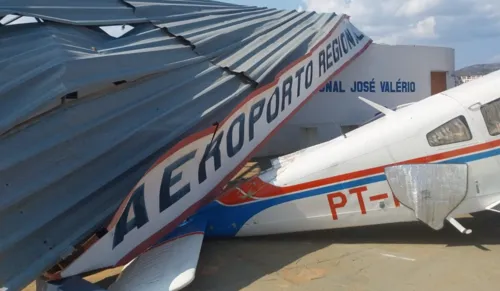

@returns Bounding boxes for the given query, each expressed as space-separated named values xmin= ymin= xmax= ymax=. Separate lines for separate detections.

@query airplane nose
xmin=218 ymin=176 xmax=283 ymax=206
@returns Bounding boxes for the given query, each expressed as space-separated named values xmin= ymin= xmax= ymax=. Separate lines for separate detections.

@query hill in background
xmin=456 ymin=63 xmax=500 ymax=76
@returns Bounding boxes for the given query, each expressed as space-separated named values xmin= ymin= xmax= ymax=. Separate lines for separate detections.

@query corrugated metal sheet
xmin=128 ymin=0 xmax=339 ymax=84
xmin=0 ymin=0 xmax=146 ymax=25
xmin=0 ymin=1 xmax=359 ymax=290
xmin=0 ymin=22 xmax=207 ymax=136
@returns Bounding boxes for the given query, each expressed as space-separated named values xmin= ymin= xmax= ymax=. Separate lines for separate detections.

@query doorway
xmin=430 ymin=71 xmax=447 ymax=95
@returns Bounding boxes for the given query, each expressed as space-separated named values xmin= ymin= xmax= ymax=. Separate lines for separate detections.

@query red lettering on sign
xmin=349 ymin=186 xmax=367 ymax=214
xmin=327 ymin=192 xmax=347 ymax=220
xmin=369 ymin=193 xmax=389 ymax=202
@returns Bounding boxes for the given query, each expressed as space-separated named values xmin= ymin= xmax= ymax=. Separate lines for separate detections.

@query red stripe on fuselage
xmin=218 ymin=138 xmax=500 ymax=206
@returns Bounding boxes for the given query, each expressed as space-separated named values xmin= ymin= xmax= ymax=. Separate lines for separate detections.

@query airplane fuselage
xmin=197 ymin=141 xmax=500 ymax=238
xmin=195 ymin=73 xmax=500 ymax=238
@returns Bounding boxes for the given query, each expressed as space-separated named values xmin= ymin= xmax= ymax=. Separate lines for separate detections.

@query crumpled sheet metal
xmin=1 ymin=1 xmax=339 ymax=85
xmin=139 ymin=5 xmax=339 ymax=83
xmin=0 ymin=61 xmax=253 ymax=290
xmin=384 ymin=164 xmax=468 ymax=230
xmin=0 ymin=22 xmax=206 ymax=136
xmin=0 ymin=1 xmax=364 ymax=290
xmin=0 ymin=0 xmax=147 ymax=25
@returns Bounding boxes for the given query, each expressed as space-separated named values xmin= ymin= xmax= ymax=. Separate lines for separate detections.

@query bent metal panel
xmin=61 ymin=15 xmax=373 ymax=277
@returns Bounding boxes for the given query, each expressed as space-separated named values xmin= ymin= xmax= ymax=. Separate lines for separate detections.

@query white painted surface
xmin=236 ymin=180 xmax=417 ymax=237
xmin=109 ymin=233 xmax=204 ymax=291
xmin=257 ymin=43 xmax=455 ymax=156
xmin=233 ymin=70 xmax=500 ymax=238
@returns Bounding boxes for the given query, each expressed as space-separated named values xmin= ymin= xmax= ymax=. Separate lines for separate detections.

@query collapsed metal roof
xmin=0 ymin=1 xmax=366 ymax=290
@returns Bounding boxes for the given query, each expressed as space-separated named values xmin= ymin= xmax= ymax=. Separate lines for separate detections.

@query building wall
xmin=256 ymin=43 xmax=455 ymax=157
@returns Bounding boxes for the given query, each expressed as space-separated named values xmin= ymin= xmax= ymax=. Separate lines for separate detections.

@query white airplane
xmin=41 ymin=67 xmax=500 ymax=291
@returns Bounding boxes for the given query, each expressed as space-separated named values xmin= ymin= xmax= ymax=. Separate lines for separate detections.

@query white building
xmin=257 ymin=43 xmax=455 ymax=157
xmin=459 ymin=75 xmax=483 ymax=84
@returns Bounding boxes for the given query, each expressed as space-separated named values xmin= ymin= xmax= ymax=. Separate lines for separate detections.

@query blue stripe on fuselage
xmin=196 ymin=146 xmax=500 ymax=237
xmin=442 ymin=147 xmax=500 ymax=164
xmin=200 ymin=174 xmax=386 ymax=237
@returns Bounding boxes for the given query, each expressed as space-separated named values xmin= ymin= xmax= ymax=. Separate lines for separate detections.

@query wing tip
xmin=170 ymin=268 xmax=196 ymax=291
xmin=358 ymin=95 xmax=395 ymax=116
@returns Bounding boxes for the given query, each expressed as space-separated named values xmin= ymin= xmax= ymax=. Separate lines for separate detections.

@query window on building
xmin=426 ymin=116 xmax=472 ymax=147
xmin=480 ymin=98 xmax=500 ymax=136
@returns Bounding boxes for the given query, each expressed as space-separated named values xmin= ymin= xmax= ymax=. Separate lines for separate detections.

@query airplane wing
xmin=486 ymin=199 xmax=500 ymax=213
xmin=109 ymin=218 xmax=207 ymax=291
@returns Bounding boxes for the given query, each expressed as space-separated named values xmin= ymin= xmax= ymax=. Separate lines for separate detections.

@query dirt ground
xmin=23 ymin=211 xmax=500 ymax=291
xmin=21 ymin=159 xmax=500 ymax=290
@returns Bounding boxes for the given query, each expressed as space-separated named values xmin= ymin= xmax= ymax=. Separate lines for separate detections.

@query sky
xmin=3 ymin=0 xmax=499 ymax=69
xmin=223 ymin=0 xmax=500 ymax=69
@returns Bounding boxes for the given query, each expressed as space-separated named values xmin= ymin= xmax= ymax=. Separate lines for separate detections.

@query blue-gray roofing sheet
xmin=0 ymin=0 xmax=146 ymax=25
xmin=0 ymin=1 xmax=357 ymax=290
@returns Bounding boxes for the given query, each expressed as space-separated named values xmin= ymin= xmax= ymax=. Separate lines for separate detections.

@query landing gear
xmin=446 ymin=217 xmax=472 ymax=234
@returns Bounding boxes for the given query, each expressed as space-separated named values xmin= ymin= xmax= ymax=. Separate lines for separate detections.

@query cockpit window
xmin=480 ymin=98 xmax=500 ymax=136
xmin=426 ymin=116 xmax=472 ymax=147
